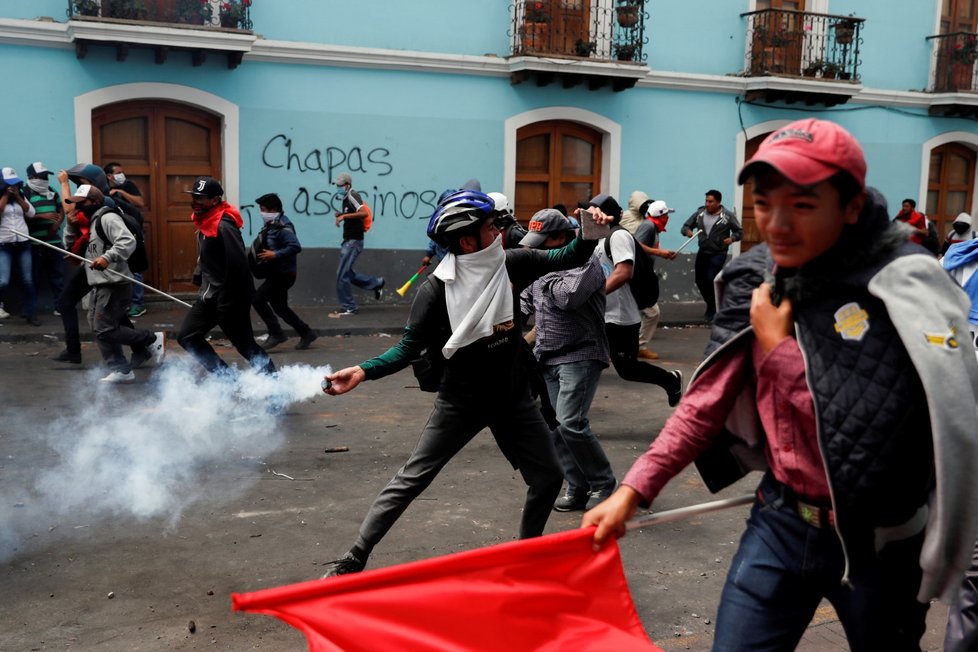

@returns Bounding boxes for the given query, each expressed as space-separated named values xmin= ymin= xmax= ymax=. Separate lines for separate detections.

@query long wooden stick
xmin=12 ymin=230 xmax=192 ymax=308
xmin=625 ymin=494 xmax=754 ymax=531
xmin=673 ymin=229 xmax=703 ymax=255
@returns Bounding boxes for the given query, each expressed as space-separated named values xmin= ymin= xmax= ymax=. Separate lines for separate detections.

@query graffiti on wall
xmin=260 ymin=134 xmax=441 ymax=223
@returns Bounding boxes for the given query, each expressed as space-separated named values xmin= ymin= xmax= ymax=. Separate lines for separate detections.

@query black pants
xmin=56 ymin=264 xmax=140 ymax=356
xmin=352 ymin=387 xmax=563 ymax=558
xmin=694 ymin=251 xmax=727 ymax=319
xmin=252 ymin=273 xmax=311 ymax=339
xmin=605 ymin=322 xmax=674 ymax=391
xmin=177 ymin=297 xmax=275 ymax=374
xmin=945 ymin=537 xmax=978 ymax=652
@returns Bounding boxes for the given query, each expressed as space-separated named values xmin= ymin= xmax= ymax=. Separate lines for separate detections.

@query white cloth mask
xmin=260 ymin=211 xmax=280 ymax=223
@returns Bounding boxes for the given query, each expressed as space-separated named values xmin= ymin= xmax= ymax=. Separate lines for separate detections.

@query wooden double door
xmin=92 ymin=101 xmax=222 ymax=293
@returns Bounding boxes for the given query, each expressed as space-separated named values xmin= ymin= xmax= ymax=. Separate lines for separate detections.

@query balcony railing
xmin=741 ymin=9 xmax=863 ymax=81
xmin=927 ymin=32 xmax=978 ymax=92
xmin=67 ymin=0 xmax=253 ymax=31
xmin=510 ymin=0 xmax=648 ymax=63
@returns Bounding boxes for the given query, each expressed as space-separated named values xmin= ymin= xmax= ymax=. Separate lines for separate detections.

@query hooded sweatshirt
xmin=619 ymin=190 xmax=649 ymax=235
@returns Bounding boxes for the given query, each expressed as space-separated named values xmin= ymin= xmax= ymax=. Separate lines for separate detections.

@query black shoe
xmin=585 ymin=484 xmax=618 ymax=511
xmin=295 ymin=331 xmax=318 ymax=350
xmin=52 ymin=349 xmax=81 ymax=364
xmin=667 ymin=369 xmax=684 ymax=407
xmin=320 ymin=551 xmax=366 ymax=579
xmin=553 ymin=489 xmax=589 ymax=512
xmin=374 ymin=278 xmax=385 ymax=301
xmin=262 ymin=334 xmax=288 ymax=351
xmin=24 ymin=315 xmax=41 ymax=327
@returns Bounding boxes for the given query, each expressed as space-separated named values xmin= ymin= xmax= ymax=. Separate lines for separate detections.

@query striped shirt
xmin=24 ymin=186 xmax=62 ymax=244
xmin=520 ymin=255 xmax=609 ymax=367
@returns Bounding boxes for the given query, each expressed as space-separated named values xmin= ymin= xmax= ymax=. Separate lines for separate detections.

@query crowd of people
xmin=4 ymin=118 xmax=978 ymax=648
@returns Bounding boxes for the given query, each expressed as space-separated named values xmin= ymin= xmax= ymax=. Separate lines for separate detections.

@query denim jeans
xmin=694 ymin=251 xmax=727 ymax=319
xmin=713 ymin=473 xmax=928 ymax=651
xmin=32 ymin=244 xmax=64 ymax=308
xmin=542 ymin=360 xmax=615 ymax=495
xmin=336 ymin=239 xmax=382 ymax=312
xmin=0 ymin=241 xmax=37 ymax=318
xmin=130 ymin=271 xmax=144 ymax=307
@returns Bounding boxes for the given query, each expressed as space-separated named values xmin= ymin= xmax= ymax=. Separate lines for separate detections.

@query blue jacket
xmin=261 ymin=214 xmax=301 ymax=275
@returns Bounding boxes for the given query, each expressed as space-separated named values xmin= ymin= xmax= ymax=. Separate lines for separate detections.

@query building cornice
xmin=0 ymin=17 xmax=974 ymax=111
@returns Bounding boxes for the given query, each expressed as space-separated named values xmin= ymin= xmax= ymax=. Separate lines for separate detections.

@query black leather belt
xmin=757 ymin=475 xmax=835 ymax=529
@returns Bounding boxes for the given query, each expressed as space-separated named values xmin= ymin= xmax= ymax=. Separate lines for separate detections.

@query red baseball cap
xmin=737 ymin=118 xmax=866 ymax=190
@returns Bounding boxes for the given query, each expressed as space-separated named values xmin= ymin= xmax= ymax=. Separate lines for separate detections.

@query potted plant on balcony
xmin=574 ymin=39 xmax=596 ymax=57
xmin=616 ymin=0 xmax=641 ymax=29
xmin=821 ymin=61 xmax=839 ymax=79
xmin=105 ymin=0 xmax=147 ymax=20
xmin=614 ymin=42 xmax=638 ymax=61
xmin=73 ymin=0 xmax=100 ymax=17
xmin=219 ymin=0 xmax=250 ymax=28
xmin=802 ymin=59 xmax=823 ymax=77
xmin=174 ymin=0 xmax=212 ymax=25
xmin=521 ymin=1 xmax=550 ymax=52
xmin=834 ymin=16 xmax=857 ymax=45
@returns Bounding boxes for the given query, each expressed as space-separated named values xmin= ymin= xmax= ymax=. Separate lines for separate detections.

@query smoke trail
xmin=0 ymin=359 xmax=331 ymax=562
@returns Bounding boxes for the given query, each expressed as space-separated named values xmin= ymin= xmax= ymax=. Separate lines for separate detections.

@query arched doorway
xmin=514 ymin=121 xmax=603 ymax=222
xmin=92 ymin=101 xmax=222 ymax=293
xmin=926 ymin=142 xmax=977 ymax=246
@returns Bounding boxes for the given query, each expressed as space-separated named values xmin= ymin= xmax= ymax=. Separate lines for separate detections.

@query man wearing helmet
xmin=320 ymin=190 xmax=613 ymax=577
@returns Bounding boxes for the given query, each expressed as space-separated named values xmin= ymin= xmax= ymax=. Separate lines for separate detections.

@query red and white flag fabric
xmin=232 ymin=527 xmax=660 ymax=651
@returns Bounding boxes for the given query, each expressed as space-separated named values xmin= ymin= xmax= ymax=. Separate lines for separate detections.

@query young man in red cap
xmin=584 ymin=118 xmax=978 ymax=650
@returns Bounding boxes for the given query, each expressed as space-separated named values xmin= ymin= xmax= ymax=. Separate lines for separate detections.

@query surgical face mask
xmin=113 ymin=173 xmax=126 ymax=185
xmin=27 ymin=178 xmax=49 ymax=193
xmin=260 ymin=211 xmax=280 ymax=223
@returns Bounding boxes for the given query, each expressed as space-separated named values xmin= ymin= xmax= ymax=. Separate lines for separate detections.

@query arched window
xmin=927 ymin=142 xmax=977 ymax=245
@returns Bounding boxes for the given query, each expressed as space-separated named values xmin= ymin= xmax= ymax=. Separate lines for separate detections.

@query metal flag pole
xmin=624 ymin=494 xmax=754 ymax=531
xmin=12 ymin=230 xmax=192 ymax=308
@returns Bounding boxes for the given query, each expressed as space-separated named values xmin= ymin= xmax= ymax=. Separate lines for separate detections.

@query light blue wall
xmin=646 ymin=1 xmax=746 ymax=76
xmin=845 ymin=0 xmax=937 ymax=92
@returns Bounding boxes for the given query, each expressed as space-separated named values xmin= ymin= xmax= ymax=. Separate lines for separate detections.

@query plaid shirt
xmin=520 ymin=255 xmax=609 ymax=367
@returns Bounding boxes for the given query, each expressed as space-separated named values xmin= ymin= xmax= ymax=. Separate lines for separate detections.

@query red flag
xmin=232 ymin=528 xmax=660 ymax=651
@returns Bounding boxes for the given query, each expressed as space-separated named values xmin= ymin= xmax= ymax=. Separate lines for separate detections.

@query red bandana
xmin=191 ymin=201 xmax=243 ymax=237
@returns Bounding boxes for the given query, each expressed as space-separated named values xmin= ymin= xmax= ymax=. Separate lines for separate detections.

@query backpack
xmin=362 ymin=202 xmax=373 ymax=232
xmin=248 ymin=222 xmax=295 ymax=279
xmin=604 ymin=227 xmax=659 ymax=309
xmin=92 ymin=206 xmax=148 ymax=274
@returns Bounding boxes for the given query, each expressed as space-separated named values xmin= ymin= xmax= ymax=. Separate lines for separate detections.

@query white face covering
xmin=260 ymin=211 xmax=280 ymax=223
xmin=113 ymin=173 xmax=126 ymax=185
xmin=27 ymin=178 xmax=49 ymax=193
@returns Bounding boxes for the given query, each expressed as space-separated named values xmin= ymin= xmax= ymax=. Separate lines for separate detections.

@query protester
xmin=634 ymin=200 xmax=677 ymax=361
xmin=619 ymin=190 xmax=650 ymax=234
xmin=250 ymin=192 xmax=317 ymax=351
xmin=943 ymin=211 xmax=977 ymax=255
xmin=22 ymin=162 xmax=64 ymax=314
xmin=176 ymin=177 xmax=275 ymax=374
xmin=894 ymin=198 xmax=928 ymax=245
xmin=318 ymin=190 xmax=613 ymax=577
xmin=520 ymin=209 xmax=616 ymax=512
xmin=0 ymin=167 xmax=39 ymax=325
xmin=64 ymin=184 xmax=163 ymax=382
xmin=584 ymin=118 xmax=978 ymax=650
xmin=488 ymin=192 xmax=529 ymax=249
xmin=330 ymin=172 xmax=383 ymax=317
xmin=104 ymin=162 xmax=147 ymax=318
xmin=590 ymin=192 xmax=683 ymax=407
xmin=681 ymin=189 xmax=742 ymax=322
xmin=942 ymin=236 xmax=978 ymax=651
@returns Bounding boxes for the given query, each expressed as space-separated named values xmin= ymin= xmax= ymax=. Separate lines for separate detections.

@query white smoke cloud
xmin=0 ymin=359 xmax=331 ymax=562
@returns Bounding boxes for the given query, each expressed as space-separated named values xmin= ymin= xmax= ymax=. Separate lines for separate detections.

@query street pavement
xmin=0 ymin=300 xmax=950 ymax=650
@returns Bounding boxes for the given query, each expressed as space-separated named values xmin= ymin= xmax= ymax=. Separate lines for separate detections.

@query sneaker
xmin=585 ymin=485 xmax=617 ymax=511
xmin=99 ymin=370 xmax=135 ymax=383
xmin=128 ymin=305 xmax=147 ymax=318
xmin=374 ymin=279 xmax=385 ymax=301
xmin=0 ymin=307 xmax=10 ymax=319
xmin=52 ymin=349 xmax=82 ymax=364
xmin=637 ymin=348 xmax=659 ymax=361
xmin=295 ymin=331 xmax=318 ymax=350
xmin=553 ymin=488 xmax=589 ymax=512
xmin=53 ymin=309 xmax=61 ymax=316
xmin=262 ymin=333 xmax=288 ymax=351
xmin=667 ymin=369 xmax=684 ymax=407
xmin=328 ymin=309 xmax=358 ymax=318
xmin=149 ymin=332 xmax=166 ymax=365
xmin=320 ymin=551 xmax=366 ymax=579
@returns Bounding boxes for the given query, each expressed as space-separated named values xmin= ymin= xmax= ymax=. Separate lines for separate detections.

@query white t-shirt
xmin=596 ymin=229 xmax=641 ymax=326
